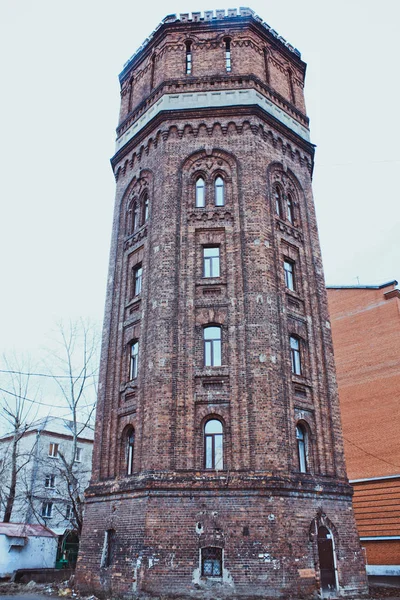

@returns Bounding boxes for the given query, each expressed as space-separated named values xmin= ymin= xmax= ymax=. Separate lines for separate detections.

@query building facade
xmin=327 ymin=281 xmax=400 ymax=576
xmin=0 ymin=417 xmax=93 ymax=539
xmin=76 ymin=8 xmax=367 ymax=598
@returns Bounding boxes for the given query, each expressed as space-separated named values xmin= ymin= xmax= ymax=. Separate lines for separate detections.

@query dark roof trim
xmin=326 ymin=280 xmax=398 ymax=290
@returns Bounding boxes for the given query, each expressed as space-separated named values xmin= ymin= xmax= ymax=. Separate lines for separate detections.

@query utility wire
xmin=343 ymin=435 xmax=400 ymax=470
xmin=0 ymin=368 xmax=96 ymax=380
xmin=0 ymin=386 xmax=96 ymax=409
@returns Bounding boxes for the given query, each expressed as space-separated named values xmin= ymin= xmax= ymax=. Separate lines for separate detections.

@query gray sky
xmin=1 ymin=0 xmax=399 ymax=358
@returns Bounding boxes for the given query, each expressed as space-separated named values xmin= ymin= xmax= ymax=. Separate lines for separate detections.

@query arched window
xmin=225 ymin=38 xmax=231 ymax=72
xmin=290 ymin=335 xmax=301 ymax=375
xmin=287 ymin=193 xmax=294 ymax=224
xmin=214 ymin=176 xmax=225 ymax=206
xmin=185 ymin=41 xmax=192 ymax=75
xmin=296 ymin=424 xmax=307 ymax=473
xmin=204 ymin=419 xmax=223 ymax=469
xmin=204 ymin=326 xmax=222 ymax=367
xmin=274 ymin=186 xmax=283 ymax=218
xmin=142 ymin=194 xmax=149 ymax=224
xmin=129 ymin=340 xmax=139 ymax=380
xmin=195 ymin=177 xmax=205 ymax=207
xmin=126 ymin=428 xmax=135 ymax=475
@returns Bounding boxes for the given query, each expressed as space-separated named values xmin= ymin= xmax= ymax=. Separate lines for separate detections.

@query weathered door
xmin=318 ymin=526 xmax=337 ymax=592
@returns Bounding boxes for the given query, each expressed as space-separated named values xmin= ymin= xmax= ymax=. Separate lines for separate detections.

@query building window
xmin=45 ymin=475 xmax=56 ymax=489
xmin=287 ymin=193 xmax=294 ymax=224
xmin=203 ymin=247 xmax=220 ymax=278
xmin=48 ymin=443 xmax=59 ymax=458
xmin=284 ymin=259 xmax=295 ymax=290
xmin=101 ymin=529 xmax=115 ymax=568
xmin=132 ymin=203 xmax=139 ymax=232
xmin=41 ymin=502 xmax=53 ymax=518
xmin=204 ymin=326 xmax=222 ymax=367
xmin=214 ymin=176 xmax=224 ymax=206
xmin=204 ymin=419 xmax=223 ymax=470
xmin=225 ymin=38 xmax=231 ymax=72
xmin=127 ymin=428 xmax=135 ymax=475
xmin=133 ymin=264 xmax=143 ymax=296
xmin=186 ymin=41 xmax=192 ymax=75
xmin=196 ymin=177 xmax=205 ymax=207
xmin=274 ymin=186 xmax=283 ymax=218
xmin=75 ymin=447 xmax=82 ymax=463
xmin=290 ymin=336 xmax=302 ymax=375
xmin=296 ymin=424 xmax=307 ymax=473
xmin=65 ymin=505 xmax=72 ymax=519
xmin=143 ymin=195 xmax=149 ymax=223
xmin=129 ymin=341 xmax=139 ymax=380
xmin=201 ymin=547 xmax=223 ymax=576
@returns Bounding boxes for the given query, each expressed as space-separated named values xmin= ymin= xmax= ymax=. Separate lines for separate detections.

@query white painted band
xmin=366 ymin=565 xmax=400 ymax=576
xmin=115 ymin=88 xmax=310 ymax=152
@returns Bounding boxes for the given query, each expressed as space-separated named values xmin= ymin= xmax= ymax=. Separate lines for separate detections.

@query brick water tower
xmin=76 ymin=8 xmax=368 ymax=598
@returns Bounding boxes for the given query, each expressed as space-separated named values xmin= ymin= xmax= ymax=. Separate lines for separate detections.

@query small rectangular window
xmin=186 ymin=42 xmax=192 ymax=75
xmin=201 ymin=547 xmax=223 ymax=577
xmin=45 ymin=474 xmax=56 ymax=489
xmin=48 ymin=443 xmax=59 ymax=458
xmin=75 ymin=447 xmax=82 ymax=462
xmin=203 ymin=247 xmax=220 ymax=278
xmin=65 ymin=505 xmax=72 ymax=519
xmin=41 ymin=502 xmax=53 ymax=518
xmin=284 ymin=259 xmax=295 ymax=291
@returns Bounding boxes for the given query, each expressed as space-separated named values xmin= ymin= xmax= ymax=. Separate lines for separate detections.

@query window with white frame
xmin=45 ymin=474 xmax=56 ymax=489
xmin=204 ymin=419 xmax=224 ymax=470
xmin=129 ymin=340 xmax=139 ymax=380
xmin=284 ymin=259 xmax=295 ymax=291
xmin=196 ymin=177 xmax=205 ymax=207
xmin=214 ymin=176 xmax=225 ymax=206
xmin=203 ymin=247 xmax=220 ymax=278
xmin=290 ymin=336 xmax=302 ymax=375
xmin=204 ymin=326 xmax=222 ymax=367
xmin=296 ymin=424 xmax=308 ymax=473
xmin=48 ymin=443 xmax=59 ymax=458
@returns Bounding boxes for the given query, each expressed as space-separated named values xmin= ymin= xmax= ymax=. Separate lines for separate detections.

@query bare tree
xmin=0 ymin=355 xmax=39 ymax=522
xmin=44 ymin=319 xmax=99 ymax=534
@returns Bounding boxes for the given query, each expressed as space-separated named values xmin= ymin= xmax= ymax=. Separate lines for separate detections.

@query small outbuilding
xmin=0 ymin=523 xmax=58 ymax=578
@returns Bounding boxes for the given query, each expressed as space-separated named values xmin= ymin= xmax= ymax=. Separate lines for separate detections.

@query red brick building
xmin=327 ymin=281 xmax=400 ymax=576
xmin=76 ymin=9 xmax=367 ymax=598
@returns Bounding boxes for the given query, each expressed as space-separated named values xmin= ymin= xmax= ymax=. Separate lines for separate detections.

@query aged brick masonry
xmin=76 ymin=8 xmax=368 ymax=598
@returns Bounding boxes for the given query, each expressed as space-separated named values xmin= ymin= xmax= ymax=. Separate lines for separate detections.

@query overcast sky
xmin=1 ymin=0 xmax=399 ymax=360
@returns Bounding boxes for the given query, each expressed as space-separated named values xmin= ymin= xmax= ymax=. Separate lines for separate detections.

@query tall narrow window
xmin=204 ymin=326 xmax=222 ymax=367
xmin=133 ymin=203 xmax=139 ymax=232
xmin=129 ymin=341 xmax=139 ymax=380
xmin=290 ymin=336 xmax=301 ymax=375
xmin=214 ymin=176 xmax=224 ymax=206
xmin=133 ymin=264 xmax=143 ymax=296
xmin=296 ymin=424 xmax=307 ymax=473
xmin=203 ymin=247 xmax=220 ymax=278
xmin=127 ymin=428 xmax=135 ymax=475
xmin=284 ymin=259 xmax=295 ymax=291
xmin=274 ymin=187 xmax=283 ymax=218
xmin=196 ymin=177 xmax=205 ymax=207
xmin=202 ymin=547 xmax=223 ymax=576
xmin=75 ymin=447 xmax=82 ymax=462
xmin=101 ymin=529 xmax=115 ymax=568
xmin=186 ymin=41 xmax=192 ymax=75
xmin=143 ymin=195 xmax=149 ymax=223
xmin=204 ymin=420 xmax=223 ymax=470
xmin=287 ymin=193 xmax=294 ymax=224
xmin=225 ymin=39 xmax=231 ymax=72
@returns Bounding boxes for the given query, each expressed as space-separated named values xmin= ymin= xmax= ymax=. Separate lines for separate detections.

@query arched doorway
xmin=317 ymin=526 xmax=337 ymax=593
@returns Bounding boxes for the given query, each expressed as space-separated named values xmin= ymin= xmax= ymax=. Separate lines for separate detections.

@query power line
xmin=0 ymin=386 xmax=96 ymax=410
xmin=343 ymin=435 xmax=400 ymax=470
xmin=0 ymin=368 xmax=96 ymax=380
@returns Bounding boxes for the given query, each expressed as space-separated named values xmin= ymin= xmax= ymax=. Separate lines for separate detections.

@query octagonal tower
xmin=76 ymin=8 xmax=368 ymax=598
